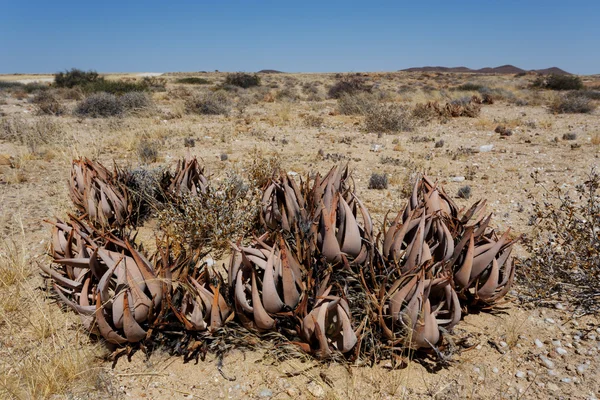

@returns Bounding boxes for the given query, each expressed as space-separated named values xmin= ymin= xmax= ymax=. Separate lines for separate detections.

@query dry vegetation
xmin=1 ymin=69 xmax=600 ymax=399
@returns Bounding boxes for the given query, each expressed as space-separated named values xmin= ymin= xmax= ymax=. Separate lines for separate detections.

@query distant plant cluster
xmin=532 ymin=74 xmax=583 ymax=91
xmin=224 ymin=72 xmax=261 ymax=88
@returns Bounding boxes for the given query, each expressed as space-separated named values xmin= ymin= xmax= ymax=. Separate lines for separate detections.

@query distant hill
xmin=257 ymin=69 xmax=284 ymax=74
xmin=401 ymin=65 xmax=571 ymax=75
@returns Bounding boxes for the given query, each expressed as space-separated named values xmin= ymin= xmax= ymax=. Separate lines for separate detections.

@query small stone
xmin=540 ymin=355 xmax=555 ymax=369
xmin=552 ymin=340 xmax=561 ymax=346
xmin=370 ymin=144 xmax=383 ymax=152
xmin=258 ymin=388 xmax=273 ymax=398
xmin=492 ymin=367 xmax=499 ymax=374
xmin=561 ymin=377 xmax=572 ymax=383
xmin=515 ymin=371 xmax=525 ymax=378
xmin=534 ymin=339 xmax=544 ymax=348
xmin=577 ymin=365 xmax=588 ymax=374
xmin=499 ymin=341 xmax=508 ymax=348
xmin=556 ymin=347 xmax=568 ymax=355
xmin=547 ymin=383 xmax=559 ymax=392
xmin=548 ymin=369 xmax=558 ymax=376
xmin=287 ymin=171 xmax=298 ymax=176
xmin=287 ymin=388 xmax=298 ymax=397
xmin=220 ymin=153 xmax=228 ymax=161
xmin=545 ymin=318 xmax=556 ymax=324
xmin=435 ymin=140 xmax=445 ymax=148
xmin=587 ymin=334 xmax=597 ymax=341
xmin=307 ymin=382 xmax=324 ymax=398
xmin=451 ymin=176 xmax=465 ymax=182
xmin=479 ymin=144 xmax=494 ymax=152
xmin=473 ymin=367 xmax=481 ymax=374
xmin=555 ymin=303 xmax=565 ymax=310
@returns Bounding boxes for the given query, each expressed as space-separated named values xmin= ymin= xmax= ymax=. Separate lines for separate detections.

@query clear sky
xmin=1 ymin=0 xmax=598 ymax=75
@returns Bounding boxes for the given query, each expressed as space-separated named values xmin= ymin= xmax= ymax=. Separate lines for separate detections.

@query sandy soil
xmin=0 ymin=71 xmax=599 ymax=399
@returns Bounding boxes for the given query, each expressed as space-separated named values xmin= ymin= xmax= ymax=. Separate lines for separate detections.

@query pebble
xmin=479 ymin=144 xmax=494 ymax=152
xmin=515 ymin=370 xmax=525 ymax=379
xmin=499 ymin=341 xmax=508 ymax=348
xmin=561 ymin=377 xmax=572 ymax=383
xmin=258 ymin=388 xmax=273 ymax=397
xmin=450 ymin=176 xmax=465 ymax=182
xmin=492 ymin=367 xmax=499 ymax=374
xmin=534 ymin=339 xmax=544 ymax=348
xmin=545 ymin=318 xmax=556 ymax=324
xmin=547 ymin=383 xmax=559 ymax=392
xmin=540 ymin=355 xmax=555 ymax=369
xmin=577 ymin=364 xmax=588 ymax=374
xmin=556 ymin=347 xmax=568 ymax=355
xmin=555 ymin=303 xmax=565 ymax=310
xmin=287 ymin=171 xmax=298 ymax=176
xmin=587 ymin=334 xmax=597 ymax=341
xmin=370 ymin=144 xmax=383 ymax=152
xmin=307 ymin=382 xmax=325 ymax=398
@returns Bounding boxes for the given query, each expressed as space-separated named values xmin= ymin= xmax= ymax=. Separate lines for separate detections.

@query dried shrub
xmin=411 ymin=102 xmax=439 ymax=124
xmin=275 ymin=87 xmax=299 ymax=101
xmin=368 ymin=173 xmax=388 ymax=189
xmin=0 ymin=115 xmax=64 ymax=154
xmin=303 ymin=114 xmax=324 ymax=128
xmin=137 ymin=139 xmax=159 ymax=164
xmin=74 ymin=92 xmax=123 ymax=118
xmin=521 ymin=170 xmax=600 ymax=312
xmin=337 ymin=92 xmax=378 ymax=115
xmin=246 ymin=151 xmax=281 ymax=188
xmin=328 ymin=75 xmax=372 ymax=99
xmin=364 ymin=104 xmax=415 ymax=133
xmin=157 ymin=173 xmax=260 ymax=255
xmin=457 ymin=185 xmax=472 ymax=199
xmin=549 ymin=93 xmax=596 ymax=114
xmin=31 ymin=90 xmax=65 ymax=116
xmin=224 ymin=73 xmax=261 ymax=88
xmin=453 ymin=83 xmax=488 ymax=91
xmin=185 ymin=91 xmax=231 ymax=115
xmin=83 ymin=80 xmax=149 ymax=95
xmin=119 ymin=92 xmax=154 ymax=112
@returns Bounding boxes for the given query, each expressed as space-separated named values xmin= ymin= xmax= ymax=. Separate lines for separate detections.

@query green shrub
xmin=83 ymin=80 xmax=148 ymax=95
xmin=74 ymin=92 xmax=123 ymax=118
xmin=224 ymin=73 xmax=261 ymax=88
xmin=328 ymin=75 xmax=372 ymax=99
xmin=533 ymin=74 xmax=583 ymax=90
xmin=453 ymin=83 xmax=487 ymax=91
xmin=185 ymin=91 xmax=231 ymax=115
xmin=175 ymin=77 xmax=211 ymax=85
xmin=54 ymin=68 xmax=101 ymax=88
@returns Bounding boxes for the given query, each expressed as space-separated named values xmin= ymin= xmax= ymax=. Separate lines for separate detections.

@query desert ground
xmin=0 ymin=70 xmax=599 ymax=399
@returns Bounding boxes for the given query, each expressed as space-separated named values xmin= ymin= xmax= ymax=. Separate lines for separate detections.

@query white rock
xmin=545 ymin=318 xmax=556 ymax=324
xmin=547 ymin=383 xmax=559 ymax=392
xmin=540 ymin=355 xmax=555 ymax=369
xmin=515 ymin=371 xmax=525 ymax=378
xmin=552 ymin=340 xmax=561 ymax=346
xmin=287 ymin=171 xmax=298 ymax=176
xmin=561 ymin=377 xmax=572 ymax=383
xmin=307 ymin=382 xmax=324 ymax=398
xmin=556 ymin=347 xmax=568 ymax=355
xmin=370 ymin=144 xmax=383 ymax=152
xmin=479 ymin=144 xmax=494 ymax=152
xmin=555 ymin=303 xmax=565 ymax=310
xmin=492 ymin=367 xmax=499 ymax=374
xmin=534 ymin=339 xmax=544 ymax=348
xmin=450 ymin=176 xmax=465 ymax=182
xmin=577 ymin=364 xmax=588 ymax=374
xmin=500 ymin=341 xmax=508 ymax=348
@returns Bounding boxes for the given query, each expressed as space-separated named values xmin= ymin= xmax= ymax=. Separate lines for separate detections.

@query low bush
xmin=549 ymin=93 xmax=596 ymax=114
xmin=521 ymin=169 xmax=600 ymax=312
xmin=31 ymin=91 xmax=64 ymax=116
xmin=224 ymin=73 xmax=261 ymax=88
xmin=337 ymin=92 xmax=378 ymax=115
xmin=368 ymin=173 xmax=388 ymax=189
xmin=532 ymin=74 xmax=583 ymax=90
xmin=453 ymin=83 xmax=487 ymax=91
xmin=175 ymin=77 xmax=211 ymax=85
xmin=74 ymin=92 xmax=123 ymax=118
xmin=54 ymin=68 xmax=101 ymax=88
xmin=83 ymin=80 xmax=148 ymax=95
xmin=185 ymin=91 xmax=231 ymax=115
xmin=119 ymin=92 xmax=153 ymax=111
xmin=364 ymin=104 xmax=415 ymax=133
xmin=328 ymin=75 xmax=372 ymax=99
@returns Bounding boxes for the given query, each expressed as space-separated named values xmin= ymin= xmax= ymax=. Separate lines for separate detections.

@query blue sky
xmin=1 ymin=1 xmax=598 ymax=74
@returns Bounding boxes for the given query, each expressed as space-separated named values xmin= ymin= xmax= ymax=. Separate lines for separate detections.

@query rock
xmin=0 ymin=154 xmax=12 ymax=166
xmin=492 ymin=367 xmax=499 ymax=374
xmin=547 ymin=383 xmax=559 ymax=392
xmin=535 ymin=339 xmax=544 ymax=348
xmin=435 ymin=140 xmax=445 ymax=148
xmin=540 ymin=355 xmax=555 ymax=369
xmin=307 ymin=382 xmax=324 ymax=398
xmin=287 ymin=171 xmax=298 ymax=176
xmin=545 ymin=318 xmax=556 ymax=324
xmin=258 ymin=388 xmax=273 ymax=397
xmin=552 ymin=340 xmax=561 ymax=346
xmin=450 ymin=176 xmax=465 ymax=182
xmin=555 ymin=303 xmax=565 ymax=310
xmin=577 ymin=364 xmax=588 ymax=374
xmin=515 ymin=370 xmax=525 ymax=378
xmin=479 ymin=144 xmax=494 ymax=152
xmin=556 ymin=347 xmax=567 ymax=355
xmin=500 ymin=341 xmax=508 ymax=348
xmin=370 ymin=144 xmax=383 ymax=152
xmin=561 ymin=377 xmax=572 ymax=383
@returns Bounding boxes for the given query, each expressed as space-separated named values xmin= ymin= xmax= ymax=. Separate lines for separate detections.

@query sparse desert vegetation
xmin=1 ymin=69 xmax=600 ymax=399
